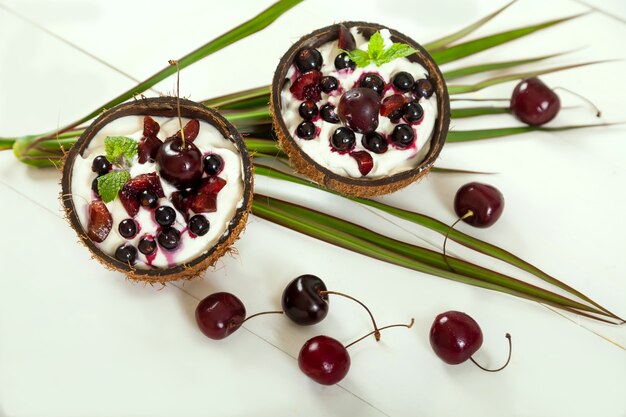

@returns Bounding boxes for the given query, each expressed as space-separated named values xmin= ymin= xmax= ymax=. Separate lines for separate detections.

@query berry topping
xmin=350 ymin=151 xmax=374 ymax=176
xmin=337 ymin=88 xmax=381 ymax=134
xmin=118 ymin=218 xmax=138 ymax=239
xmin=87 ymin=200 xmax=112 ymax=243
xmin=281 ymin=274 xmax=329 ymax=325
xmin=320 ymin=103 xmax=340 ymax=124
xmin=156 ymin=132 xmax=203 ymax=189
xmin=91 ymin=177 xmax=101 ymax=196
xmin=331 ymin=127 xmax=356 ymax=152
xmin=290 ymin=70 xmax=322 ymax=102
xmin=298 ymin=335 xmax=351 ymax=385
xmin=138 ymin=235 xmax=157 ymax=255
xmin=203 ymin=154 xmax=224 ymax=176
xmin=510 ymin=77 xmax=560 ymax=126
xmin=320 ymin=76 xmax=339 ymax=93
xmin=391 ymin=124 xmax=415 ymax=148
xmin=190 ymin=177 xmax=227 ymax=214
xmin=415 ymin=78 xmax=434 ymax=98
xmin=298 ymin=101 xmax=319 ymax=121
xmin=155 ymin=206 xmax=176 ymax=227
xmin=294 ymin=47 xmax=323 ymax=73
xmin=91 ymin=155 xmax=111 ymax=175
xmin=359 ymin=73 xmax=385 ymax=96
xmin=296 ymin=121 xmax=316 ymax=140
xmin=138 ymin=135 xmax=163 ymax=164
xmin=123 ymin=172 xmax=165 ymax=198
xmin=403 ymin=102 xmax=424 ymax=124
xmin=392 ymin=71 xmax=415 ymax=92
xmin=380 ymin=94 xmax=409 ymax=118
xmin=157 ymin=226 xmax=181 ymax=250
xmin=334 ymin=52 xmax=356 ymax=71
xmin=189 ymin=215 xmax=210 ymax=236
xmin=454 ymin=182 xmax=504 ymax=228
xmin=362 ymin=131 xmax=388 ymax=154
xmin=196 ymin=292 xmax=246 ymax=340
xmin=337 ymin=24 xmax=356 ymax=50
xmin=430 ymin=311 xmax=483 ymax=364
xmin=118 ymin=189 xmax=140 ymax=217
xmin=115 ymin=244 xmax=137 ymax=265
xmin=143 ymin=115 xmax=160 ymax=137
xmin=170 ymin=190 xmax=191 ymax=219
xmin=180 ymin=119 xmax=200 ymax=143
xmin=139 ymin=189 xmax=158 ymax=208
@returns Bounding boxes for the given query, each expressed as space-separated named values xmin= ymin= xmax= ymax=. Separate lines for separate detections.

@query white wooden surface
xmin=1 ymin=1 xmax=625 ymax=416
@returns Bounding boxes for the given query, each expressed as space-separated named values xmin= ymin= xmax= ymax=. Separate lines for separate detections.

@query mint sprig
xmin=104 ymin=136 xmax=137 ymax=167
xmin=96 ymin=136 xmax=136 ymax=203
xmin=97 ymin=170 xmax=130 ymax=203
xmin=342 ymin=31 xmax=417 ymax=68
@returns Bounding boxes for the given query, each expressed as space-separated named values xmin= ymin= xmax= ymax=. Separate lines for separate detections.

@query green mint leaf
xmin=104 ymin=136 xmax=138 ymax=166
xmin=367 ymin=31 xmax=385 ymax=60
xmin=343 ymin=49 xmax=371 ymax=68
xmin=97 ymin=170 xmax=130 ymax=203
xmin=376 ymin=43 xmax=417 ymax=66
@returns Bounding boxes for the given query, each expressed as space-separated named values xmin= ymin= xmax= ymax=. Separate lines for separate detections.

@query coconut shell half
xmin=61 ymin=97 xmax=253 ymax=283
xmin=271 ymin=21 xmax=450 ymax=197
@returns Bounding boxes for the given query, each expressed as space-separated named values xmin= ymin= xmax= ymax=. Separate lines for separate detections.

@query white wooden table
xmin=1 ymin=0 xmax=625 ymax=416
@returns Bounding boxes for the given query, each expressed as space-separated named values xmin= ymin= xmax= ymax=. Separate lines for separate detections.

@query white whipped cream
xmin=280 ymin=28 xmax=438 ymax=179
xmin=71 ymin=116 xmax=244 ymax=269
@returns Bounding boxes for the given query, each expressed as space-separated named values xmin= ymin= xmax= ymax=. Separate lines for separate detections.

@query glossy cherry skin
xmin=156 ymin=136 xmax=203 ymax=189
xmin=195 ymin=292 xmax=246 ymax=340
xmin=337 ymin=88 xmax=381 ymax=134
xmin=298 ymin=335 xmax=351 ymax=385
xmin=510 ymin=77 xmax=561 ymax=126
xmin=429 ymin=311 xmax=483 ymax=364
xmin=454 ymin=182 xmax=504 ymax=228
xmin=281 ymin=274 xmax=329 ymax=325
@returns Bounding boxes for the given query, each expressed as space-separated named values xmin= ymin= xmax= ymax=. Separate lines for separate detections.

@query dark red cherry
xmin=350 ymin=151 xmax=373 ymax=176
xmin=337 ymin=23 xmax=356 ymax=50
xmin=281 ymin=274 xmax=329 ymax=325
xmin=290 ymin=70 xmax=322 ymax=102
xmin=156 ymin=135 xmax=203 ymax=189
xmin=298 ymin=335 xmax=350 ymax=385
xmin=337 ymin=88 xmax=380 ymax=134
xmin=510 ymin=77 xmax=561 ymax=126
xmin=430 ymin=311 xmax=483 ymax=364
xmin=454 ymin=182 xmax=504 ymax=228
xmin=380 ymin=94 xmax=408 ymax=118
xmin=195 ymin=292 xmax=246 ymax=340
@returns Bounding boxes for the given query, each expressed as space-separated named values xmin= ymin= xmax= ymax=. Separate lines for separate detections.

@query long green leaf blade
xmin=203 ymin=86 xmax=270 ymax=110
xmin=424 ymin=1 xmax=516 ymax=51
xmin=443 ymin=52 xmax=568 ymax=80
xmin=447 ymin=123 xmax=613 ymax=143
xmin=430 ymin=13 xmax=585 ymax=65
xmin=448 ymin=62 xmax=603 ymax=94
xmin=451 ymin=106 xmax=510 ymax=118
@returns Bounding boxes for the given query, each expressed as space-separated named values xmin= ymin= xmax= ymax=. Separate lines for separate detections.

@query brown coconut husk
xmin=61 ymin=97 xmax=253 ymax=283
xmin=271 ymin=21 xmax=450 ymax=197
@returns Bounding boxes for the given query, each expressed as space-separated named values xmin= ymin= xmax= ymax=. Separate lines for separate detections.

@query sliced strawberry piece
xmin=87 ymin=200 xmax=113 ymax=243
xmin=123 ymin=172 xmax=164 ymax=198
xmin=118 ymin=189 xmax=140 ymax=217
xmin=380 ymin=94 xmax=409 ymax=117
xmin=290 ymin=70 xmax=322 ymax=102
xmin=338 ymin=24 xmax=356 ymax=50
xmin=350 ymin=151 xmax=374 ymax=176
xmin=143 ymin=116 xmax=160 ymax=137
xmin=190 ymin=177 xmax=227 ymax=213
xmin=138 ymin=135 xmax=163 ymax=164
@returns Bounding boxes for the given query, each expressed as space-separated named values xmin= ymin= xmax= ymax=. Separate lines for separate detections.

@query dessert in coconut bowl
xmin=272 ymin=21 xmax=450 ymax=197
xmin=61 ymin=98 xmax=253 ymax=283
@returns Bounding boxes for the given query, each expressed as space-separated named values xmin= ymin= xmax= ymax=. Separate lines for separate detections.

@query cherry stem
xmin=320 ymin=290 xmax=382 ymax=341
xmin=345 ymin=319 xmax=415 ymax=349
xmin=168 ymin=59 xmax=185 ymax=146
xmin=442 ymin=210 xmax=474 ymax=272
xmin=241 ymin=310 xmax=284 ymax=324
xmin=553 ymin=87 xmax=602 ymax=117
xmin=469 ymin=333 xmax=513 ymax=373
